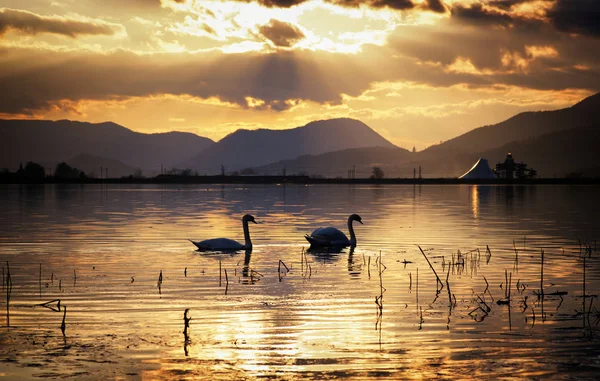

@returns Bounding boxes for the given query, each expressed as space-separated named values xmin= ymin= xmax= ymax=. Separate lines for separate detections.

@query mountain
xmin=0 ymin=119 xmax=215 ymax=172
xmin=182 ymin=118 xmax=396 ymax=173
xmin=249 ymin=93 xmax=600 ymax=178
xmin=480 ymin=125 xmax=600 ymax=178
xmin=254 ymin=146 xmax=413 ymax=178
xmin=406 ymin=93 xmax=600 ymax=177
xmin=419 ymin=92 xmax=600 ymax=160
xmin=67 ymin=154 xmax=136 ymax=178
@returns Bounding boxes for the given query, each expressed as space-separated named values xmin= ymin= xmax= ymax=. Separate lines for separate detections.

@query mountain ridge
xmin=182 ymin=118 xmax=397 ymax=173
xmin=0 ymin=119 xmax=215 ymax=173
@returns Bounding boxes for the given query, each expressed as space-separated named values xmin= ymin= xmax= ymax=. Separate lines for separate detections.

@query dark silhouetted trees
xmin=371 ymin=166 xmax=384 ymax=179
xmin=54 ymin=162 xmax=86 ymax=179
xmin=23 ymin=162 xmax=46 ymax=179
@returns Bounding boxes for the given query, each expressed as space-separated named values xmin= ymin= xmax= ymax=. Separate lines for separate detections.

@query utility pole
xmin=221 ymin=164 xmax=225 ymax=176
xmin=418 ymin=166 xmax=422 ymax=179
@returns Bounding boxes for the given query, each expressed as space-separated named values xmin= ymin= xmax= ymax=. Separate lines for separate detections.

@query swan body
xmin=190 ymin=214 xmax=257 ymax=251
xmin=305 ymin=214 xmax=363 ymax=248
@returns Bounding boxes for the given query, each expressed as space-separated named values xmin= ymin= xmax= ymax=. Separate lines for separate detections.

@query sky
xmin=1 ymin=0 xmax=599 ymax=150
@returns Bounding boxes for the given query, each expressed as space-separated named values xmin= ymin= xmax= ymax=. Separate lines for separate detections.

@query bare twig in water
xmin=278 ymin=260 xmax=290 ymax=282
xmin=483 ymin=275 xmax=494 ymax=302
xmin=446 ymin=266 xmax=453 ymax=312
xmin=157 ymin=270 xmax=163 ymax=295
xmin=417 ymin=245 xmax=444 ymax=293
xmin=540 ymin=249 xmax=544 ymax=298
xmin=183 ymin=308 xmax=191 ymax=356
xmin=183 ymin=308 xmax=191 ymax=336
xmin=36 ymin=299 xmax=61 ymax=312
xmin=60 ymin=305 xmax=67 ymax=336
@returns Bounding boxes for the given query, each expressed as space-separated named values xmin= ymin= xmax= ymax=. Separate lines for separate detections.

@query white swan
xmin=305 ymin=214 xmax=363 ymax=248
xmin=189 ymin=214 xmax=257 ymax=251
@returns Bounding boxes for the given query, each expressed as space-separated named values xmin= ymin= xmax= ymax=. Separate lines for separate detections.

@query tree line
xmin=0 ymin=161 xmax=87 ymax=180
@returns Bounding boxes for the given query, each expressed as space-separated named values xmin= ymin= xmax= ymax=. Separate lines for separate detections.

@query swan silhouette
xmin=189 ymin=214 xmax=257 ymax=251
xmin=305 ymin=214 xmax=363 ymax=248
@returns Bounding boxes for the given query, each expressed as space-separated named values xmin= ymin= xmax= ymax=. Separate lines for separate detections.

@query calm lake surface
xmin=1 ymin=184 xmax=599 ymax=380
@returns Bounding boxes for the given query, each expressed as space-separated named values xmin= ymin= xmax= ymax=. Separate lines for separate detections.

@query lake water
xmin=0 ymin=184 xmax=599 ymax=380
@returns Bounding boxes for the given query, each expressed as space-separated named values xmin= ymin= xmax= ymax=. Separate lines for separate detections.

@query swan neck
xmin=243 ymin=220 xmax=252 ymax=249
xmin=348 ymin=218 xmax=357 ymax=246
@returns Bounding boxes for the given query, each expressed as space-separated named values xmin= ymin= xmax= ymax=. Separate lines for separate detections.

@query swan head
xmin=349 ymin=214 xmax=363 ymax=225
xmin=243 ymin=214 xmax=258 ymax=224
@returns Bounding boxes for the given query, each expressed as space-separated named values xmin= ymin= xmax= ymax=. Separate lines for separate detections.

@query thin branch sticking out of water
xmin=157 ymin=270 xmax=163 ymax=295
xmin=417 ymin=245 xmax=444 ymax=293
xmin=183 ymin=309 xmax=191 ymax=356
xmin=60 ymin=305 xmax=67 ymax=336
xmin=36 ymin=299 xmax=61 ymax=312
xmin=278 ymin=260 xmax=290 ymax=282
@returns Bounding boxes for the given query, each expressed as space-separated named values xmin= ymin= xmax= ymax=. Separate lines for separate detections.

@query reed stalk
xmin=60 ymin=306 xmax=66 ymax=336
xmin=417 ymin=246 xmax=443 ymax=292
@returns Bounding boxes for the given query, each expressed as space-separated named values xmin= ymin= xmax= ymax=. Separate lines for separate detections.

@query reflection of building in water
xmin=494 ymin=153 xmax=537 ymax=180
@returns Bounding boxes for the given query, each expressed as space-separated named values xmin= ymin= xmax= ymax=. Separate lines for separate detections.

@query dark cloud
xmin=0 ymin=8 xmax=117 ymax=38
xmin=547 ymin=0 xmax=600 ymax=37
xmin=450 ymin=3 xmax=513 ymax=27
xmin=228 ymin=0 xmax=415 ymax=10
xmin=2 ymin=27 xmax=599 ymax=118
xmin=258 ymin=19 xmax=305 ymax=47
xmin=331 ymin=1 xmax=414 ymax=10
xmin=486 ymin=0 xmax=536 ymax=11
xmin=425 ymin=0 xmax=446 ymax=13
xmin=0 ymin=48 xmax=371 ymax=114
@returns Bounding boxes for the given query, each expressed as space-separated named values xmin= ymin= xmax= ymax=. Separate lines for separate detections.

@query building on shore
xmin=493 ymin=153 xmax=537 ymax=180
xmin=459 ymin=158 xmax=497 ymax=179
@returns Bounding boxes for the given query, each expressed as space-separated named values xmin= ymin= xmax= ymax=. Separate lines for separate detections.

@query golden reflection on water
xmin=471 ymin=185 xmax=480 ymax=222
xmin=0 ymin=184 xmax=599 ymax=380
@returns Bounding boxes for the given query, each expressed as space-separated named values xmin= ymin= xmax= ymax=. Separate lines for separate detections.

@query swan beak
xmin=252 ymin=220 xmax=258 ymax=224
xmin=358 ymin=220 xmax=364 ymax=225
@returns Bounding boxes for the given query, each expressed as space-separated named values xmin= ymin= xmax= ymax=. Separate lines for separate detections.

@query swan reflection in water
xmin=307 ymin=246 xmax=362 ymax=277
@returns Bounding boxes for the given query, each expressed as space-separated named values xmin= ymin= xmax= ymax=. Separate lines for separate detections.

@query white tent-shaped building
xmin=459 ymin=158 xmax=497 ymax=179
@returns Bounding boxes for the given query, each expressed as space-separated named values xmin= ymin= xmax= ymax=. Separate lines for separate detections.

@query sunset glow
xmin=1 ymin=0 xmax=598 ymax=149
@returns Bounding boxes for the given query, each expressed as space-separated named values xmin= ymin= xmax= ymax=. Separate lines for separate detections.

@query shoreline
xmin=1 ymin=175 xmax=599 ymax=185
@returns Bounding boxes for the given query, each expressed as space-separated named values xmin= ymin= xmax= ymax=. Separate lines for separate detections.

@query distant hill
xmin=420 ymin=92 xmax=600 ymax=160
xmin=182 ymin=118 xmax=396 ymax=173
xmin=0 ymin=119 xmax=215 ymax=172
xmin=67 ymin=154 xmax=136 ymax=178
xmin=254 ymin=146 xmax=413 ymax=177
xmin=480 ymin=125 xmax=600 ymax=178
xmin=254 ymin=93 xmax=600 ymax=178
